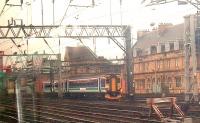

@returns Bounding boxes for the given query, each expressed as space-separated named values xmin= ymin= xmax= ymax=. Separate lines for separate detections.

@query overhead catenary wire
xmin=0 ymin=4 xmax=7 ymax=17
xmin=41 ymin=0 xmax=44 ymax=25
xmin=120 ymin=0 xmax=122 ymax=25
xmin=109 ymin=0 xmax=112 ymax=25
xmin=59 ymin=0 xmax=72 ymax=25
xmin=52 ymin=0 xmax=55 ymax=25
xmin=43 ymin=38 xmax=55 ymax=54
xmin=10 ymin=38 xmax=24 ymax=54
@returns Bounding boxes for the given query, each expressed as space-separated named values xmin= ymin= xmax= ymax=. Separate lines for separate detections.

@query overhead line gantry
xmin=0 ymin=24 xmax=134 ymax=97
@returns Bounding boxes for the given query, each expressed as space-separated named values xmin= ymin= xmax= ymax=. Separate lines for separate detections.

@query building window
xmin=175 ymin=59 xmax=179 ymax=68
xmin=160 ymin=60 xmax=163 ymax=70
xmin=142 ymin=63 xmax=145 ymax=72
xmin=146 ymin=62 xmax=149 ymax=72
xmin=167 ymin=60 xmax=170 ymax=69
xmin=139 ymin=63 xmax=141 ymax=72
xmin=136 ymin=64 xmax=139 ymax=73
xmin=135 ymin=82 xmax=138 ymax=89
xmin=179 ymin=42 xmax=184 ymax=50
xmin=168 ymin=77 xmax=172 ymax=89
xmin=136 ymin=79 xmax=145 ymax=89
xmin=136 ymin=49 xmax=142 ymax=56
xmin=175 ymin=76 xmax=181 ymax=87
xmin=169 ymin=43 xmax=174 ymax=51
xmin=161 ymin=44 xmax=165 ymax=53
xmin=157 ymin=61 xmax=160 ymax=69
xmin=151 ymin=45 xmax=157 ymax=54
xmin=147 ymin=78 xmax=151 ymax=89
xmin=140 ymin=79 xmax=145 ymax=89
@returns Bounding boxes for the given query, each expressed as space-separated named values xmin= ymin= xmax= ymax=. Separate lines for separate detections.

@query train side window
xmin=69 ymin=79 xmax=98 ymax=88
xmin=101 ymin=79 xmax=105 ymax=87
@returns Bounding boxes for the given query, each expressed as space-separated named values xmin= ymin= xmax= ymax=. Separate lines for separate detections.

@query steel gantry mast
xmin=0 ymin=24 xmax=134 ymax=97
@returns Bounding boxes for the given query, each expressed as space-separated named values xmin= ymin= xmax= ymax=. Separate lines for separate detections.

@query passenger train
xmin=42 ymin=74 xmax=122 ymax=99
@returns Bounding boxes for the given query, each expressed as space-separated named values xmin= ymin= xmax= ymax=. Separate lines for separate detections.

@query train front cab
xmin=105 ymin=74 xmax=122 ymax=100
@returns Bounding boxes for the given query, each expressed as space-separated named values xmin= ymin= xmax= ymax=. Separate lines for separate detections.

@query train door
xmin=64 ymin=80 xmax=68 ymax=93
xmin=54 ymin=82 xmax=58 ymax=92
xmin=98 ymin=78 xmax=100 ymax=92
xmin=116 ymin=76 xmax=121 ymax=91
xmin=100 ymin=78 xmax=106 ymax=92
xmin=111 ymin=75 xmax=121 ymax=92
xmin=105 ymin=75 xmax=120 ymax=93
xmin=111 ymin=77 xmax=117 ymax=92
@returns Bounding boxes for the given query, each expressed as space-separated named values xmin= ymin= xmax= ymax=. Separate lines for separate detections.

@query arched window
xmin=147 ymin=78 xmax=151 ymax=89
xmin=175 ymin=76 xmax=181 ymax=87
xmin=168 ymin=77 xmax=172 ymax=89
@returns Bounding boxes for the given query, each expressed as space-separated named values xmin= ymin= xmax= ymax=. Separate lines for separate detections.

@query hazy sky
xmin=0 ymin=0 xmax=197 ymax=59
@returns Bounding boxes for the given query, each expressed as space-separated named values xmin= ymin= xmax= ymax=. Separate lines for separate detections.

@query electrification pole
xmin=15 ymin=76 xmax=23 ymax=123
xmin=190 ymin=15 xmax=199 ymax=102
xmin=124 ymin=26 xmax=134 ymax=96
xmin=57 ymin=54 xmax=63 ymax=98
xmin=184 ymin=14 xmax=199 ymax=102
xmin=184 ymin=15 xmax=191 ymax=102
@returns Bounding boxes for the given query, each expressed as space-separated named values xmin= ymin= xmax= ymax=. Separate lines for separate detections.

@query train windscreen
xmin=44 ymin=83 xmax=52 ymax=92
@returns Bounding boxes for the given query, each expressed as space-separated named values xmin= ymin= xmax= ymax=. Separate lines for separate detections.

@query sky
xmin=0 ymin=0 xmax=197 ymax=59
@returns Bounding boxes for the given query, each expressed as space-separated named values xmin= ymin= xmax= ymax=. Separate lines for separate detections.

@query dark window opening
xmin=168 ymin=77 xmax=172 ymax=89
xmin=175 ymin=77 xmax=181 ymax=87
xmin=151 ymin=46 xmax=157 ymax=54
xmin=179 ymin=42 xmax=184 ymax=50
xmin=136 ymin=49 xmax=142 ymax=56
xmin=169 ymin=43 xmax=174 ymax=51
xmin=161 ymin=45 xmax=165 ymax=52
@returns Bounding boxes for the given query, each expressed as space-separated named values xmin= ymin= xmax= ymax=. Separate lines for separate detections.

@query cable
xmin=59 ymin=0 xmax=72 ymax=25
xmin=53 ymin=0 xmax=55 ymax=25
xmin=59 ymin=38 xmax=61 ymax=54
xmin=109 ymin=0 xmax=112 ymax=25
xmin=10 ymin=38 xmax=24 ymax=54
xmin=41 ymin=0 xmax=44 ymax=25
xmin=0 ymin=4 xmax=8 ymax=17
xmin=120 ymin=0 xmax=122 ymax=25
xmin=43 ymin=38 xmax=55 ymax=54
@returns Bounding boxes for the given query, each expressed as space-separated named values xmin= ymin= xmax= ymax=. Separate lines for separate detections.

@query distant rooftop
xmin=64 ymin=46 xmax=97 ymax=61
xmin=134 ymin=23 xmax=184 ymax=50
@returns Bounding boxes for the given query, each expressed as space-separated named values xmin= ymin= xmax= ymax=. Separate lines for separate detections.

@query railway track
xmin=0 ymin=95 xmax=197 ymax=123
xmin=0 ymin=97 xmax=161 ymax=123
xmin=22 ymin=97 xmax=161 ymax=123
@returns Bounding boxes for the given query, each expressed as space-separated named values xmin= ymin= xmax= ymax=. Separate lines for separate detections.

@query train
xmin=42 ymin=74 xmax=123 ymax=100
xmin=0 ymin=71 xmax=6 ymax=94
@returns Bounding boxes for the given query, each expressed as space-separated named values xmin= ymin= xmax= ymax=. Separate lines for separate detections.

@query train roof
xmin=68 ymin=75 xmax=106 ymax=81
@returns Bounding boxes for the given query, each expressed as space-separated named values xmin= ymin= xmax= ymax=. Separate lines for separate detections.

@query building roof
xmin=64 ymin=46 xmax=97 ymax=61
xmin=134 ymin=23 xmax=184 ymax=50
